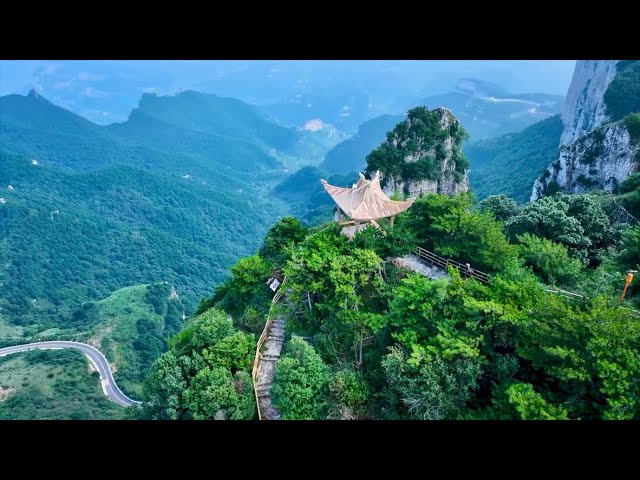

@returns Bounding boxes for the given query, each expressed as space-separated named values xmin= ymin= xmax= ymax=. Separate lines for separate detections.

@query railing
xmin=252 ymin=276 xmax=287 ymax=420
xmin=544 ymin=288 xmax=640 ymax=317
xmin=414 ymin=246 xmax=490 ymax=283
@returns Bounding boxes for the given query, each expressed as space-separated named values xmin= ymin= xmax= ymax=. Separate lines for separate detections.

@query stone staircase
xmin=255 ymin=318 xmax=286 ymax=420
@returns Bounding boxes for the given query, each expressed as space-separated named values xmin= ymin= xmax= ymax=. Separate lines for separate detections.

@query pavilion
xmin=320 ymin=170 xmax=414 ymax=238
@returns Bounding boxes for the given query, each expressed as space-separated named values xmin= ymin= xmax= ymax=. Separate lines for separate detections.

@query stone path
xmin=391 ymin=254 xmax=448 ymax=280
xmin=255 ymin=318 xmax=286 ymax=420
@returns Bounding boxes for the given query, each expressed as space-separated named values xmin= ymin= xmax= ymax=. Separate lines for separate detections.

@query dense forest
xmin=0 ymin=90 xmax=344 ymax=333
xmin=138 ymin=177 xmax=640 ymax=419
xmin=467 ymin=115 xmax=564 ymax=203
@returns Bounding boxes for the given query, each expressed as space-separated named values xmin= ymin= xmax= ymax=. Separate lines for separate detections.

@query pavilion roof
xmin=320 ymin=171 xmax=414 ymax=221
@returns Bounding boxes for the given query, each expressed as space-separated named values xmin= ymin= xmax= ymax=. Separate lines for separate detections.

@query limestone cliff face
xmin=367 ymin=107 xmax=469 ymax=199
xmin=560 ymin=60 xmax=619 ymax=146
xmin=382 ymin=168 xmax=469 ymax=198
xmin=531 ymin=60 xmax=639 ymax=200
xmin=531 ymin=122 xmax=639 ymax=200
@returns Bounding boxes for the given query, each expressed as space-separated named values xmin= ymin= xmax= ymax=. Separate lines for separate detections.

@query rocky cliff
xmin=560 ymin=60 xmax=619 ymax=146
xmin=531 ymin=60 xmax=640 ymax=201
xmin=531 ymin=120 xmax=639 ymax=199
xmin=365 ymin=107 xmax=469 ymax=198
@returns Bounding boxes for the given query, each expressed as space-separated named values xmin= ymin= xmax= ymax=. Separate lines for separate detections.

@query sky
xmin=0 ymin=60 xmax=577 ymax=125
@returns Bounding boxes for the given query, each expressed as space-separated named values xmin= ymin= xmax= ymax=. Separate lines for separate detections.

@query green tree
xmin=327 ymin=369 xmax=370 ymax=420
xmin=479 ymin=194 xmax=519 ymax=222
xmin=505 ymin=193 xmax=614 ymax=265
xmin=272 ymin=337 xmax=330 ymax=420
xmin=141 ymin=308 xmax=256 ymax=420
xmin=259 ymin=216 xmax=308 ymax=264
xmin=184 ymin=367 xmax=254 ymax=420
xmin=403 ymin=193 xmax=517 ymax=272
xmin=382 ymin=346 xmax=481 ymax=420
xmin=516 ymin=233 xmax=584 ymax=286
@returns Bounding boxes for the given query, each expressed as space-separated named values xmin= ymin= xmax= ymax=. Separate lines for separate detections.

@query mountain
xmin=467 ymin=114 xmax=563 ymax=203
xmin=319 ymin=115 xmax=404 ymax=174
xmin=273 ymin=107 xmax=470 ymax=224
xmin=532 ymin=61 xmax=640 ymax=200
xmin=0 ymin=90 xmax=322 ymax=336
xmin=417 ymin=78 xmax=564 ymax=141
xmin=365 ymin=107 xmax=470 ymax=197
xmin=128 ymin=91 xmax=299 ymax=151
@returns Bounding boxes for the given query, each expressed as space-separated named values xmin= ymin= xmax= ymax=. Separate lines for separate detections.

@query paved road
xmin=0 ymin=341 xmax=141 ymax=407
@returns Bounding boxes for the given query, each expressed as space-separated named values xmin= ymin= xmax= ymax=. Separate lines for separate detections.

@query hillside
xmin=467 ymin=114 xmax=563 ymax=203
xmin=1 ymin=90 xmax=330 ymax=336
xmin=0 ymin=150 xmax=283 ymax=331
xmin=0 ymin=349 xmax=122 ymax=420
xmin=140 ymin=186 xmax=640 ymax=420
xmin=75 ymin=283 xmax=185 ymax=398
xmin=128 ymin=91 xmax=300 ymax=151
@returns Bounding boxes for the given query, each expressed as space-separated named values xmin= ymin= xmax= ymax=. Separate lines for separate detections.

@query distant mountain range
xmin=0 ymin=90 xmax=339 ymax=334
xmin=417 ymin=78 xmax=564 ymax=141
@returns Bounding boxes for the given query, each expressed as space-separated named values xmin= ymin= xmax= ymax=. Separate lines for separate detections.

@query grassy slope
xmin=467 ymin=114 xmax=563 ymax=203
xmin=0 ymin=349 xmax=123 ymax=420
xmin=83 ymin=283 xmax=184 ymax=399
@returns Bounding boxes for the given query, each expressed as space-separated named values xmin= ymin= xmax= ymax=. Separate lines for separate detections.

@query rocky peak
xmin=365 ymin=106 xmax=469 ymax=198
xmin=560 ymin=60 xmax=619 ymax=146
xmin=531 ymin=60 xmax=640 ymax=200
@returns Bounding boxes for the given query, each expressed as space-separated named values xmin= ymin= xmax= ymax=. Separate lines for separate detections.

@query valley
xmin=2 ymin=59 xmax=640 ymax=420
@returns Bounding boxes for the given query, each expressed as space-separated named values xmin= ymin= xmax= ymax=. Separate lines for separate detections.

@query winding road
xmin=0 ymin=341 xmax=141 ymax=407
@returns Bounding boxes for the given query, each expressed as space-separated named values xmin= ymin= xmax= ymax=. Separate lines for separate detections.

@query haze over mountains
xmin=0 ymin=60 xmax=576 ymax=127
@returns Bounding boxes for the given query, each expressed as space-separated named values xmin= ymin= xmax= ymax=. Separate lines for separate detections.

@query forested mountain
xmin=5 ymin=61 xmax=640 ymax=421
xmin=467 ymin=114 xmax=564 ymax=203
xmin=0 ymin=90 xmax=340 ymax=336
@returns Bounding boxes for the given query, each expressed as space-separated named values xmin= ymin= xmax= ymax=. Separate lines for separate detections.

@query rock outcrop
xmin=366 ymin=106 xmax=469 ymax=198
xmin=560 ymin=60 xmax=619 ymax=146
xmin=531 ymin=60 xmax=639 ymax=201
xmin=532 ymin=122 xmax=639 ymax=199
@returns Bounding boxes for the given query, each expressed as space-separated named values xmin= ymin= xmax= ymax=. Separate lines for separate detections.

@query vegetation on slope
xmin=365 ymin=107 xmax=469 ymax=187
xmin=0 ymin=88 xmax=335 ymax=335
xmin=604 ymin=60 xmax=640 ymax=122
xmin=0 ymin=349 xmax=122 ymax=420
xmin=136 ymin=308 xmax=256 ymax=420
xmin=467 ymin=114 xmax=563 ymax=203
xmin=75 ymin=283 xmax=185 ymax=398
xmin=0 ymin=151 xmax=282 ymax=330
xmin=143 ymin=186 xmax=640 ymax=420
